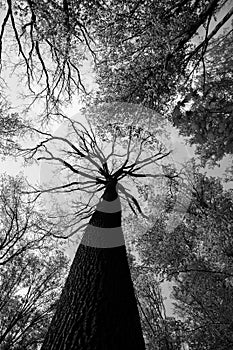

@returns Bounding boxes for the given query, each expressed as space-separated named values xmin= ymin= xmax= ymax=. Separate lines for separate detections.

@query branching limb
xmin=185 ymin=6 xmax=233 ymax=65
xmin=118 ymin=182 xmax=148 ymax=218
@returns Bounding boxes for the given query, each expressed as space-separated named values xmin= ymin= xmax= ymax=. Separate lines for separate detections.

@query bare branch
xmin=185 ymin=6 xmax=233 ymax=65
xmin=0 ymin=3 xmax=11 ymax=63
xmin=20 ymin=115 xmax=176 ymax=225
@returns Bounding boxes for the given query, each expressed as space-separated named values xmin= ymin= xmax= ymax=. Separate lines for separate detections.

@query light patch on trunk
xmin=81 ymin=225 xmax=125 ymax=248
xmin=97 ymin=197 xmax=121 ymax=213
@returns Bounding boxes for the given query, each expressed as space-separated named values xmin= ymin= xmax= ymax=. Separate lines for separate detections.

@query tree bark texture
xmin=41 ymin=186 xmax=145 ymax=350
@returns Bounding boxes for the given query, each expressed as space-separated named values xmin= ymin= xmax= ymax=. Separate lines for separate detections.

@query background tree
xmin=0 ymin=172 xmax=70 ymax=349
xmin=171 ymin=30 xmax=233 ymax=166
xmin=136 ymin=163 xmax=233 ymax=348
xmin=172 ymin=262 xmax=233 ymax=349
xmin=89 ymin=0 xmax=233 ymax=112
xmin=1 ymin=1 xmax=232 ymax=120
xmin=0 ymin=0 xmax=96 ymax=117
xmin=0 ymin=173 xmax=64 ymax=265
xmin=132 ymin=268 xmax=185 ymax=350
xmin=0 ymin=95 xmax=26 ymax=156
xmin=0 ymin=245 xmax=69 ymax=350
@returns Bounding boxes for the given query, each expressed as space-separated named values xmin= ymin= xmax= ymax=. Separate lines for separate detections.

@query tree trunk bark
xmin=41 ymin=184 xmax=145 ymax=350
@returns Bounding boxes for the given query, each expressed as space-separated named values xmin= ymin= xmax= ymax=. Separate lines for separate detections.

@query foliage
xmin=0 ymin=172 xmax=70 ymax=349
xmin=0 ymin=0 xmax=95 ymax=117
xmin=138 ymin=171 xmax=233 ymax=276
xmin=133 ymin=269 xmax=185 ymax=350
xmin=0 ymin=246 xmax=69 ymax=350
xmin=0 ymin=174 xmax=70 ymax=349
xmin=90 ymin=0 xmax=232 ymax=112
xmin=18 ymin=115 xmax=178 ymax=238
xmin=82 ymin=102 xmax=169 ymax=142
xmin=171 ymin=30 xmax=233 ymax=166
xmin=0 ymin=173 xmax=65 ymax=265
xmin=0 ymin=97 xmax=26 ymax=156
xmin=172 ymin=261 xmax=233 ymax=349
xmin=0 ymin=2 xmax=232 ymax=347
xmin=136 ymin=167 xmax=233 ymax=348
xmin=1 ymin=1 xmax=230 ymax=118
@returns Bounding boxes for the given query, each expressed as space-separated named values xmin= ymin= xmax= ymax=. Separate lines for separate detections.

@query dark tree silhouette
xmin=41 ymin=180 xmax=146 ymax=350
xmin=20 ymin=116 xmax=179 ymax=349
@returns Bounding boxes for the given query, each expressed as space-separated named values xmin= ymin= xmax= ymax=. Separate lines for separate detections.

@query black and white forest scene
xmin=0 ymin=1 xmax=233 ymax=349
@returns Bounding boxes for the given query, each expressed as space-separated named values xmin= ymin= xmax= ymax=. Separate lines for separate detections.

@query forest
xmin=0 ymin=0 xmax=233 ymax=349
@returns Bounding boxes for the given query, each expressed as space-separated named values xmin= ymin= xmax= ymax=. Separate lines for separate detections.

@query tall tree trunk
xmin=41 ymin=182 xmax=145 ymax=350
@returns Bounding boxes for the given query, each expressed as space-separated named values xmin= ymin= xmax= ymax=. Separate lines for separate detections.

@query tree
xmin=171 ymin=29 xmax=233 ymax=166
xmin=20 ymin=113 xmax=178 ymax=237
xmin=138 ymin=164 xmax=233 ymax=273
xmin=0 ymin=173 xmax=70 ymax=349
xmin=136 ymin=165 xmax=233 ymax=348
xmin=0 ymin=173 xmax=63 ymax=265
xmin=18 ymin=114 xmax=179 ymax=349
xmin=2 ymin=1 xmax=232 ymax=119
xmin=0 ymin=96 xmax=26 ymax=156
xmin=0 ymin=244 xmax=69 ymax=350
xmin=0 ymin=0 xmax=96 ymax=117
xmin=133 ymin=269 xmax=185 ymax=350
xmin=41 ymin=181 xmax=146 ymax=349
xmin=172 ymin=261 xmax=233 ymax=349
xmin=89 ymin=0 xmax=233 ymax=112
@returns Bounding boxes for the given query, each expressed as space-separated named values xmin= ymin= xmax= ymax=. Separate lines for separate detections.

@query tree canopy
xmin=90 ymin=0 xmax=233 ymax=112
xmin=0 ymin=0 xmax=95 ymax=116
xmin=0 ymin=173 xmax=70 ymax=349
xmin=172 ymin=30 xmax=233 ymax=166
xmin=18 ymin=112 xmax=180 ymax=238
xmin=0 ymin=244 xmax=69 ymax=349
xmin=136 ymin=166 xmax=233 ymax=348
